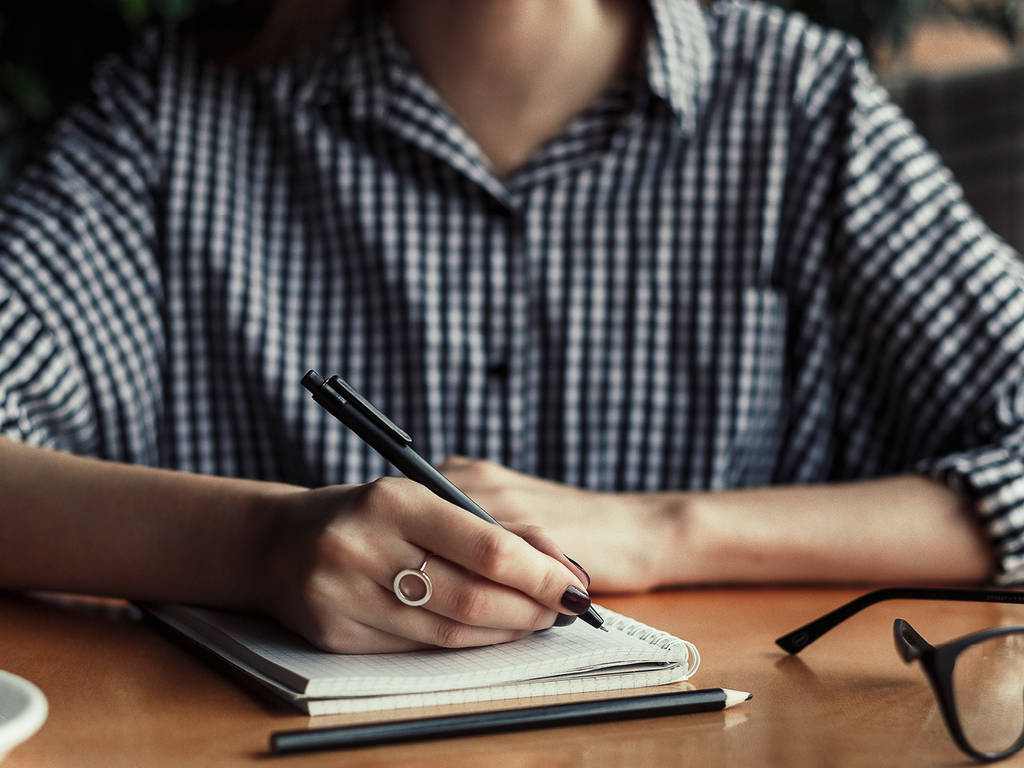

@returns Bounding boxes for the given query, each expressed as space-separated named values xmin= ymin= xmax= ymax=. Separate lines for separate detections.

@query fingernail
xmin=563 ymin=554 xmax=590 ymax=587
xmin=560 ymin=585 xmax=591 ymax=614
xmin=553 ymin=613 xmax=578 ymax=627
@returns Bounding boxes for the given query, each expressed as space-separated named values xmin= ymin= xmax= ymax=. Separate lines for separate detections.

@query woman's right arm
xmin=0 ymin=435 xmax=285 ymax=609
xmin=0 ymin=436 xmax=590 ymax=652
xmin=0 ymin=27 xmax=589 ymax=652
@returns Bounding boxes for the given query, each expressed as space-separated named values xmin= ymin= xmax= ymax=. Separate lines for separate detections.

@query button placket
xmin=502 ymin=211 xmax=532 ymax=468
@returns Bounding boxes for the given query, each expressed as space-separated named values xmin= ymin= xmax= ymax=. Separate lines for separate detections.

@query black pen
xmin=270 ymin=688 xmax=752 ymax=753
xmin=301 ymin=370 xmax=605 ymax=630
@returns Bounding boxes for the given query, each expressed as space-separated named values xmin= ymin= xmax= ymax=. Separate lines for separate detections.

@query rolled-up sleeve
xmin=916 ymin=384 xmax=1024 ymax=582
xmin=0 ymin=28 xmax=167 ymax=464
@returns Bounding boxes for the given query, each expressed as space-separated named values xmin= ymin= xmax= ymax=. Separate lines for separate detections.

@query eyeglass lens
xmin=951 ymin=630 xmax=1024 ymax=756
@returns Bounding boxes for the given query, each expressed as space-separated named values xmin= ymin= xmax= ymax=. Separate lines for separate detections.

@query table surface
xmin=2 ymin=587 xmax=1016 ymax=767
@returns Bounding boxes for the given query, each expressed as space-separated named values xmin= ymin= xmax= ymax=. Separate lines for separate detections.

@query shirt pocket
xmin=726 ymin=287 xmax=788 ymax=486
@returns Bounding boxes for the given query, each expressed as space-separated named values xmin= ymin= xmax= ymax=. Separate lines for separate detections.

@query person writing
xmin=0 ymin=0 xmax=1018 ymax=653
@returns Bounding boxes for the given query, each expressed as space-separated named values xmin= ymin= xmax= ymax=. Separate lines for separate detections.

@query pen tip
xmin=598 ymin=625 xmax=609 ymax=632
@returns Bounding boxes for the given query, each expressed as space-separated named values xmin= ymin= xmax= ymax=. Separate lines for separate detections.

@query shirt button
xmin=486 ymin=360 xmax=510 ymax=379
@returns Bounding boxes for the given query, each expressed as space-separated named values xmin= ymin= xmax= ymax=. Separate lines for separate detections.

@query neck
xmin=390 ymin=0 xmax=643 ymax=177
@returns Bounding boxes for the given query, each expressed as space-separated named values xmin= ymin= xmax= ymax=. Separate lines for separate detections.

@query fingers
xmin=297 ymin=562 xmax=547 ymax=653
xmin=298 ymin=606 xmax=534 ymax=654
xmin=374 ymin=575 xmax=548 ymax=650
xmin=342 ymin=526 xmax=560 ymax=634
xmin=389 ymin=486 xmax=591 ymax=618
xmin=377 ymin=554 xmax=559 ymax=631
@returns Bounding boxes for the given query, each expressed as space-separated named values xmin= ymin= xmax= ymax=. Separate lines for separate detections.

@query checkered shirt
xmin=3 ymin=0 xmax=1024 ymax=578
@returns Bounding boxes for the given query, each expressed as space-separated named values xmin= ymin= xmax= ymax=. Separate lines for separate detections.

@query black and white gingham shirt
xmin=3 ymin=0 xmax=1024 ymax=579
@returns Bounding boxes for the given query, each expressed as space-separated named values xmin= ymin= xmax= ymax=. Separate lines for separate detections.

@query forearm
xmin=0 ymin=436 xmax=299 ymax=607
xmin=649 ymin=476 xmax=993 ymax=586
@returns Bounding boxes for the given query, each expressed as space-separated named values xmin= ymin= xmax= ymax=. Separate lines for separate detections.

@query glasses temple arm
xmin=775 ymin=587 xmax=1024 ymax=654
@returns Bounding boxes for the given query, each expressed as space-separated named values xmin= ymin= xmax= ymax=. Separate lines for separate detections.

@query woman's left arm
xmin=436 ymin=459 xmax=992 ymax=592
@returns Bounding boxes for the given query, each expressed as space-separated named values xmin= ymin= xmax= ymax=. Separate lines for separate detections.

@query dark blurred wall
xmin=0 ymin=2 xmax=137 ymax=181
xmin=893 ymin=63 xmax=1024 ymax=254
xmin=0 ymin=1 xmax=211 ymax=182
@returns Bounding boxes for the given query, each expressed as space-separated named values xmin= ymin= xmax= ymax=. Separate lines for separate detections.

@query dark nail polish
xmin=553 ymin=613 xmax=578 ymax=627
xmin=563 ymin=554 xmax=590 ymax=587
xmin=560 ymin=585 xmax=591 ymax=614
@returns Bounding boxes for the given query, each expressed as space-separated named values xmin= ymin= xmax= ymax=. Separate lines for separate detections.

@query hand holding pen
xmin=301 ymin=371 xmax=604 ymax=633
xmin=248 ymin=371 xmax=602 ymax=655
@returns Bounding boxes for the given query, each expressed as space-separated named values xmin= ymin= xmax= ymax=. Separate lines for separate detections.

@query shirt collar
xmin=305 ymin=0 xmax=713 ymax=133
xmin=291 ymin=2 xmax=387 ymax=120
xmin=644 ymin=0 xmax=714 ymax=136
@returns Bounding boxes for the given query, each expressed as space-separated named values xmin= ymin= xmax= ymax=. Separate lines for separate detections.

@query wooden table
xmin=2 ymin=587 xmax=1016 ymax=766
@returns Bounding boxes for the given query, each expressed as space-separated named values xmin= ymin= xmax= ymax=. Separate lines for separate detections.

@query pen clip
xmin=325 ymin=376 xmax=413 ymax=445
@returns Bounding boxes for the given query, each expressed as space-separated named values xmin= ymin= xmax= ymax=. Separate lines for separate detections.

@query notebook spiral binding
xmin=600 ymin=606 xmax=702 ymax=677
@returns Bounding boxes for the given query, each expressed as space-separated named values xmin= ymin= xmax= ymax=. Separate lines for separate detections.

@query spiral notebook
xmin=147 ymin=604 xmax=700 ymax=715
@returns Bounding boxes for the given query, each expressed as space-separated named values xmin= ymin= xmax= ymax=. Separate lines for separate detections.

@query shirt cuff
xmin=916 ymin=446 xmax=1024 ymax=584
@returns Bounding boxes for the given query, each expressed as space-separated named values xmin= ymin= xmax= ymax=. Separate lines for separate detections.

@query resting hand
xmin=435 ymin=458 xmax=678 ymax=593
xmin=253 ymin=477 xmax=591 ymax=653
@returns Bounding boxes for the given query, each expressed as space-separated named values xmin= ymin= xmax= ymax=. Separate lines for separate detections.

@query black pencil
xmin=270 ymin=688 xmax=751 ymax=754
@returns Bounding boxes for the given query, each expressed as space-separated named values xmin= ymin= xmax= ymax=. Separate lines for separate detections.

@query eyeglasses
xmin=776 ymin=587 xmax=1024 ymax=763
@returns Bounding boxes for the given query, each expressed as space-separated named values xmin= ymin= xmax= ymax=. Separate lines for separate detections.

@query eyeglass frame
xmin=895 ymin=617 xmax=1024 ymax=762
xmin=776 ymin=587 xmax=1024 ymax=763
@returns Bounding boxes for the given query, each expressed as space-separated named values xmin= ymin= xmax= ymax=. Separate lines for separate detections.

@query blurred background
xmin=0 ymin=0 xmax=1022 ymax=249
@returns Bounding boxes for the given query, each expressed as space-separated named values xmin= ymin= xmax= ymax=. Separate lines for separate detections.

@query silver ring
xmin=393 ymin=556 xmax=432 ymax=607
